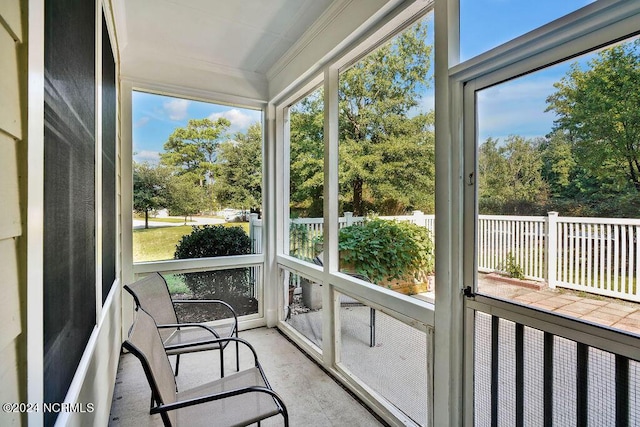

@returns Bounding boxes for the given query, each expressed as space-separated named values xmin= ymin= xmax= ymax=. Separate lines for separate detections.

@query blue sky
xmin=133 ymin=1 xmax=599 ymax=160
xmin=132 ymin=92 xmax=261 ymax=163
xmin=461 ymin=0 xmax=595 ymax=142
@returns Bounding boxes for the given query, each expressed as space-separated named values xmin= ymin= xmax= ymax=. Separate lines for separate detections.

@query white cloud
xmin=135 ymin=116 xmax=150 ymax=128
xmin=208 ymin=108 xmax=260 ymax=133
xmin=163 ymin=99 xmax=190 ymax=121
xmin=133 ymin=150 xmax=160 ymax=164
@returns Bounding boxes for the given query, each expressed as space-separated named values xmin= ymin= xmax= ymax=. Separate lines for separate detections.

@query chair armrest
xmin=151 ymin=385 xmax=288 ymax=416
xmin=171 ymin=299 xmax=238 ymax=325
xmin=172 ymin=299 xmax=237 ymax=316
xmin=164 ymin=336 xmax=261 ymax=365
xmin=156 ymin=322 xmax=222 ymax=339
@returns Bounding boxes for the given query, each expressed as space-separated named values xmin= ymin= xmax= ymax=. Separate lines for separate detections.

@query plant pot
xmin=301 ymin=279 xmax=322 ymax=310
xmin=288 ymin=286 xmax=295 ymax=304
xmin=379 ymin=277 xmax=431 ymax=295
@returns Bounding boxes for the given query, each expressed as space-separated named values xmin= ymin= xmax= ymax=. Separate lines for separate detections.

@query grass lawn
xmin=133 ymin=225 xmax=193 ymax=262
xmin=133 ymin=222 xmax=251 ymax=263
xmin=147 ymin=217 xmax=193 ymax=224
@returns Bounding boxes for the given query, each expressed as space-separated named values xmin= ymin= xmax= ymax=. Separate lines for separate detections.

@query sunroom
xmin=3 ymin=0 xmax=640 ymax=426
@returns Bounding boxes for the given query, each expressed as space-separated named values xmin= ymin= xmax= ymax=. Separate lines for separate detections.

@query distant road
xmin=132 ymin=216 xmax=225 ymax=229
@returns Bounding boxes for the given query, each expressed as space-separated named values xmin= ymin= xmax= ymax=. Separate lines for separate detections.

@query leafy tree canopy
xmin=339 ymin=21 xmax=433 ymax=216
xmin=288 ymin=20 xmax=435 ymax=217
xmin=160 ymin=118 xmax=231 ymax=186
xmin=478 ymin=136 xmax=549 ymax=215
xmin=546 ymin=39 xmax=640 ymax=194
xmin=133 ymin=162 xmax=172 ymax=228
xmin=213 ymin=123 xmax=262 ymax=211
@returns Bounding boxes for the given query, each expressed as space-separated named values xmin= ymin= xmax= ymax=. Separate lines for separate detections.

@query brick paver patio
xmin=478 ymin=274 xmax=640 ymax=335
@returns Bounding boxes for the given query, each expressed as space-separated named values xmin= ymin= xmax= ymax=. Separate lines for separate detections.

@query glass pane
xmin=132 ymin=91 xmax=262 ymax=262
xmin=475 ymin=37 xmax=640 ymax=335
xmin=460 ymin=0 xmax=594 ymax=62
xmin=287 ymin=86 xmax=324 ymax=263
xmin=337 ymin=14 xmax=435 ymax=300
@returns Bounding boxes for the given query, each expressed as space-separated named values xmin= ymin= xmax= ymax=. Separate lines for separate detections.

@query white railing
xmin=262 ymin=212 xmax=640 ymax=302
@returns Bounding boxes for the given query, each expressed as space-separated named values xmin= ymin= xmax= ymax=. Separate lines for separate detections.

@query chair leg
xmin=174 ymin=353 xmax=181 ymax=376
xmin=369 ymin=308 xmax=376 ymax=347
xmin=236 ymin=339 xmax=240 ymax=372
xmin=220 ymin=348 xmax=225 ymax=378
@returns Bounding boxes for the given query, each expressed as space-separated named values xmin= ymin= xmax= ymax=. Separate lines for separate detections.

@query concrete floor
xmin=108 ymin=327 xmax=385 ymax=426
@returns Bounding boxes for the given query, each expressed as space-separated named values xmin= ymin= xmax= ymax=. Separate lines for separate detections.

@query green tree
xmin=213 ymin=123 xmax=262 ymax=211
xmin=289 ymin=90 xmax=324 ymax=216
xmin=338 ymin=21 xmax=433 ymax=215
xmin=160 ymin=118 xmax=231 ymax=186
xmin=133 ymin=162 xmax=171 ymax=228
xmin=166 ymin=173 xmax=206 ymax=223
xmin=478 ymin=136 xmax=548 ymax=214
xmin=546 ymin=39 xmax=640 ymax=195
xmin=288 ymin=21 xmax=435 ymax=217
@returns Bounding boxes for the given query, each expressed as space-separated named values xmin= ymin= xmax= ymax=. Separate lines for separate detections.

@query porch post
xmin=546 ymin=212 xmax=558 ymax=289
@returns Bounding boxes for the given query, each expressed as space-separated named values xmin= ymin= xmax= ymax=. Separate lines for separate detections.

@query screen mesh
xmin=473 ymin=311 xmax=638 ymax=426
xmin=162 ymin=267 xmax=260 ymax=322
xmin=43 ymin=0 xmax=96 ymax=424
xmin=283 ymin=269 xmax=323 ymax=350
xmin=551 ymin=336 xmax=577 ymax=425
xmin=630 ymin=360 xmax=639 ymax=426
xmin=339 ymin=293 xmax=429 ymax=426
xmin=587 ymin=347 xmax=616 ymax=425
xmin=101 ymin=14 xmax=116 ymax=303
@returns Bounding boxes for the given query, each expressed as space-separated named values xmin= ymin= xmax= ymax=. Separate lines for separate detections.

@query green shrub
xmin=174 ymin=225 xmax=252 ymax=299
xmin=338 ymin=218 xmax=434 ymax=284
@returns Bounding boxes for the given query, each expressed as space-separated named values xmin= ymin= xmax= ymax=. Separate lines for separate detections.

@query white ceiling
xmin=114 ymin=0 xmax=336 ymax=82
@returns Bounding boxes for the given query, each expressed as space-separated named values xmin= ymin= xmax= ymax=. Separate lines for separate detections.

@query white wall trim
xmin=26 ymin=0 xmax=45 ymax=424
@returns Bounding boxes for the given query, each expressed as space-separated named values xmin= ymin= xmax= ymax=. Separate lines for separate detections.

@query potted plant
xmin=338 ymin=218 xmax=435 ymax=295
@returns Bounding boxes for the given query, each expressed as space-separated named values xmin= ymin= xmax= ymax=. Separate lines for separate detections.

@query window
xmin=337 ymin=14 xmax=435 ymax=299
xmin=132 ymin=92 xmax=263 ymax=317
xmin=102 ymin=15 xmax=116 ymax=303
xmin=132 ymin=91 xmax=262 ymax=262
xmin=286 ymin=86 xmax=324 ymax=263
xmin=44 ymin=0 xmax=96 ymax=423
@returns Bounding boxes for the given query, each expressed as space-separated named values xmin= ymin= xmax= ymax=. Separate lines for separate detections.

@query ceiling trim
xmin=266 ymin=0 xmax=354 ymax=81
xmin=122 ymin=76 xmax=267 ymax=109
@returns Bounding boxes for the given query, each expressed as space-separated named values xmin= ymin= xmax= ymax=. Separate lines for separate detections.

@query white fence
xmin=479 ymin=213 xmax=640 ymax=301
xmin=255 ymin=211 xmax=640 ymax=303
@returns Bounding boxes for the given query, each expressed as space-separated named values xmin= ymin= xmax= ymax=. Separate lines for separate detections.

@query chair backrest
xmin=123 ymin=308 xmax=178 ymax=427
xmin=124 ymin=273 xmax=179 ymax=341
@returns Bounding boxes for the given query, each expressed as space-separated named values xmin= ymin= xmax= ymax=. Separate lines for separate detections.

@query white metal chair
xmin=123 ymin=308 xmax=289 ymax=427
